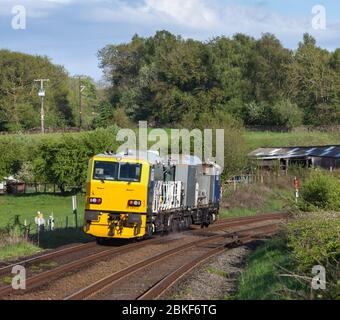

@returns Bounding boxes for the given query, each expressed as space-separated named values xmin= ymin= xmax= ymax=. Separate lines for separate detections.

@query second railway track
xmin=0 ymin=212 xmax=287 ymax=300
xmin=65 ymin=223 xmax=279 ymax=300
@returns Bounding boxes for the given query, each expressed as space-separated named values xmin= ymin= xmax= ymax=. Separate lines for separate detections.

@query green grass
xmin=244 ymin=131 xmax=340 ymax=151
xmin=0 ymin=242 xmax=41 ymax=262
xmin=0 ymin=194 xmax=85 ymax=229
xmin=0 ymin=193 xmax=92 ymax=261
xmin=235 ymin=238 xmax=302 ymax=300
xmin=204 ymin=267 xmax=229 ymax=278
xmin=220 ymin=208 xmax=257 ymax=218
xmin=220 ymin=189 xmax=286 ymax=219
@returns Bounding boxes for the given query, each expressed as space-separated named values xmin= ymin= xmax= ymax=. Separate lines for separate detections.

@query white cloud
xmin=85 ymin=0 xmax=339 ymax=48
xmin=1 ymin=0 xmax=339 ymax=49
xmin=143 ymin=0 xmax=220 ymax=29
xmin=87 ymin=0 xmax=221 ymax=30
xmin=0 ymin=0 xmax=76 ymax=17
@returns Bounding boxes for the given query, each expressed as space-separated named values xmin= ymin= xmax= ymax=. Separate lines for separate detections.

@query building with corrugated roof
xmin=248 ymin=145 xmax=340 ymax=171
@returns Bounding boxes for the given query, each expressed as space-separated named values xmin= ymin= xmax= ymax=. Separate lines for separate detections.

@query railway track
xmin=0 ymin=212 xmax=287 ymax=300
xmin=137 ymin=230 xmax=273 ymax=300
xmin=0 ymin=213 xmax=283 ymax=275
xmin=0 ymin=237 xmax=162 ymax=297
xmin=65 ymin=223 xmax=278 ymax=300
xmin=0 ymin=242 xmax=97 ymax=277
xmin=208 ymin=212 xmax=288 ymax=229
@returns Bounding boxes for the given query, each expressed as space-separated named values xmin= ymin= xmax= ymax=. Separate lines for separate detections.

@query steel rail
xmin=204 ymin=212 xmax=287 ymax=232
xmin=137 ymin=229 xmax=276 ymax=300
xmin=214 ymin=212 xmax=288 ymax=225
xmin=64 ymin=223 xmax=278 ymax=300
xmin=0 ymin=237 xmax=160 ymax=298
xmin=0 ymin=212 xmax=286 ymax=299
xmin=0 ymin=242 xmax=97 ymax=277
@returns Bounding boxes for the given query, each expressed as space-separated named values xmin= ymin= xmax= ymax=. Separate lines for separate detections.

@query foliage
xmin=68 ymin=76 xmax=99 ymax=129
xmin=237 ymin=213 xmax=340 ymax=300
xmin=0 ymin=137 xmax=27 ymax=177
xmin=271 ymin=100 xmax=303 ymax=128
xmin=0 ymin=50 xmax=75 ymax=131
xmin=284 ymin=213 xmax=340 ymax=271
xmin=33 ymin=127 xmax=119 ymax=192
xmin=92 ymin=102 xmax=134 ymax=129
xmin=300 ymin=170 xmax=340 ymax=211
xmin=37 ymin=136 xmax=89 ymax=193
xmin=282 ymin=213 xmax=340 ymax=299
xmin=99 ymin=31 xmax=340 ymax=127
xmin=0 ymin=127 xmax=119 ymax=191
xmin=241 ymin=100 xmax=303 ymax=128
xmin=236 ymin=238 xmax=302 ymax=300
xmin=180 ymin=110 xmax=247 ymax=177
xmin=286 ymin=34 xmax=340 ymax=125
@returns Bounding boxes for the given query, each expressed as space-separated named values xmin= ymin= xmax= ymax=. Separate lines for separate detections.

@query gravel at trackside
xmin=162 ymin=241 xmax=263 ymax=300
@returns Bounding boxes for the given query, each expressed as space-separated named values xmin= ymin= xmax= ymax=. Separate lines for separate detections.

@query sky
xmin=0 ymin=0 xmax=339 ymax=80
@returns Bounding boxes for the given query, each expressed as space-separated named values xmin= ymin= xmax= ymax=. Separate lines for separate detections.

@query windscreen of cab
xmin=93 ymin=161 xmax=142 ymax=182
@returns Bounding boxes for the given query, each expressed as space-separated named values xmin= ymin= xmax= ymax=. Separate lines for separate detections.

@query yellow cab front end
xmin=84 ymin=154 xmax=150 ymax=240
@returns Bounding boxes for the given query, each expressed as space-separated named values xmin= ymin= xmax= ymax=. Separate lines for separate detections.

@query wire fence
xmin=2 ymin=182 xmax=85 ymax=195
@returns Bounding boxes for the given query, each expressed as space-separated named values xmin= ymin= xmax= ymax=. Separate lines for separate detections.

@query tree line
xmin=0 ymin=31 xmax=339 ymax=133
xmin=0 ymin=127 xmax=119 ymax=191
xmin=0 ymin=50 xmax=100 ymax=132
xmin=99 ymin=31 xmax=339 ymax=128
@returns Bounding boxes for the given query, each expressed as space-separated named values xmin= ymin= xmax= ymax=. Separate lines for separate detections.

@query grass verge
xmin=0 ymin=242 xmax=41 ymax=262
xmin=235 ymin=238 xmax=302 ymax=300
xmin=0 ymin=194 xmax=85 ymax=229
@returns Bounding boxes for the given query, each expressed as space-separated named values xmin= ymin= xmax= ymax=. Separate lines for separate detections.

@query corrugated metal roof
xmin=248 ymin=145 xmax=340 ymax=159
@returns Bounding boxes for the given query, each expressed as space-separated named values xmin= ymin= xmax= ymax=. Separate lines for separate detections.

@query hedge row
xmin=0 ymin=126 xmax=119 ymax=192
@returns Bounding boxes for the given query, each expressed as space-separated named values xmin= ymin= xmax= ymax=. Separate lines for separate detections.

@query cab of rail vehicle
xmin=83 ymin=150 xmax=157 ymax=242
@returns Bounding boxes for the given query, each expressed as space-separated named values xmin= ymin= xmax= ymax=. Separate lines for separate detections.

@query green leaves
xmin=284 ymin=212 xmax=340 ymax=272
xmin=300 ymin=171 xmax=340 ymax=211
xmin=98 ymin=31 xmax=340 ymax=128
xmin=0 ymin=50 xmax=74 ymax=131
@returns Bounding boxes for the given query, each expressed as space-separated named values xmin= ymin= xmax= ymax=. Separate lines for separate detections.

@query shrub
xmin=29 ymin=126 xmax=119 ymax=192
xmin=283 ymin=213 xmax=340 ymax=299
xmin=241 ymin=100 xmax=303 ymax=128
xmin=180 ymin=110 xmax=247 ymax=177
xmin=284 ymin=213 xmax=340 ymax=271
xmin=241 ymin=102 xmax=267 ymax=125
xmin=0 ymin=137 xmax=28 ymax=177
xmin=271 ymin=100 xmax=303 ymax=128
xmin=300 ymin=170 xmax=340 ymax=211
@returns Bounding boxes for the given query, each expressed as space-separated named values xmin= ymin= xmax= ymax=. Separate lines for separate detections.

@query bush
xmin=300 ymin=170 xmax=340 ymax=211
xmin=241 ymin=100 xmax=303 ymax=128
xmin=283 ymin=213 xmax=340 ymax=299
xmin=180 ymin=110 xmax=247 ymax=177
xmin=284 ymin=213 xmax=340 ymax=271
xmin=38 ymin=136 xmax=89 ymax=193
xmin=92 ymin=102 xmax=134 ymax=129
xmin=271 ymin=100 xmax=303 ymax=128
xmin=241 ymin=102 xmax=267 ymax=125
xmin=0 ymin=137 xmax=28 ymax=178
xmin=35 ymin=127 xmax=120 ymax=193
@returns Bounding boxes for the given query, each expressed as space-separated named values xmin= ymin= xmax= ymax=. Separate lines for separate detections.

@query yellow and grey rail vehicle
xmin=84 ymin=150 xmax=221 ymax=242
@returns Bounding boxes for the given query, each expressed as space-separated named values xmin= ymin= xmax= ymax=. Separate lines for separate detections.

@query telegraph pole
xmin=34 ymin=79 xmax=49 ymax=134
xmin=79 ymin=76 xmax=86 ymax=128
